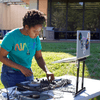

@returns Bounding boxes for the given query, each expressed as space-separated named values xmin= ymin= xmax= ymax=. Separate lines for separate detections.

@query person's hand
xmin=46 ymin=71 xmax=55 ymax=82
xmin=20 ymin=67 xmax=33 ymax=77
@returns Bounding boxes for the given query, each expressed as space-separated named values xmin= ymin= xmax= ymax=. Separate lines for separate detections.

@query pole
xmin=76 ymin=60 xmax=80 ymax=93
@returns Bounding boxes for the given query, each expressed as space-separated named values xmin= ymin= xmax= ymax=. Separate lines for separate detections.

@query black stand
xmin=74 ymin=57 xmax=86 ymax=97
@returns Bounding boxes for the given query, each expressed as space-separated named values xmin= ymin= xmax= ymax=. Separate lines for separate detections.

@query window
xmin=67 ymin=2 xmax=83 ymax=31
xmin=50 ymin=0 xmax=67 ymax=31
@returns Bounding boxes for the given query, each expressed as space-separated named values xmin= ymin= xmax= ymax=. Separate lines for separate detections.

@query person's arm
xmin=35 ymin=50 xmax=54 ymax=81
xmin=0 ymin=47 xmax=33 ymax=77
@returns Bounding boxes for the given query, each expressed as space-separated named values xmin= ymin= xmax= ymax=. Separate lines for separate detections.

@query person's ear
xmin=25 ymin=25 xmax=29 ymax=30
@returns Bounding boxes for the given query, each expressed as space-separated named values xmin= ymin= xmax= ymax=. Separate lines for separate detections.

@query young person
xmin=0 ymin=9 xmax=54 ymax=88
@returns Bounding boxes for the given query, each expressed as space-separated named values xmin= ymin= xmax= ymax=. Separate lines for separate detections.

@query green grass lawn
xmin=0 ymin=41 xmax=100 ymax=90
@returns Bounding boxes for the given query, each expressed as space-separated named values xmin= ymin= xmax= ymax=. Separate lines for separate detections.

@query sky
xmin=79 ymin=2 xmax=83 ymax=5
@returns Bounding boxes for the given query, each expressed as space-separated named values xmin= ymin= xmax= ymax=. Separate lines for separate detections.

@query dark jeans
xmin=1 ymin=64 xmax=34 ymax=88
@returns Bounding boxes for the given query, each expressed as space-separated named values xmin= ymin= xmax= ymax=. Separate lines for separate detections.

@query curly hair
xmin=23 ymin=9 xmax=46 ymax=28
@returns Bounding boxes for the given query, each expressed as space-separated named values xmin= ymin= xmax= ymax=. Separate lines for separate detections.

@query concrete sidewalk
xmin=1 ymin=38 xmax=100 ymax=43
xmin=40 ymin=38 xmax=100 ymax=43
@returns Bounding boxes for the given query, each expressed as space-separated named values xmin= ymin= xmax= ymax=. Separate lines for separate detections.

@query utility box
xmin=43 ymin=27 xmax=46 ymax=40
xmin=43 ymin=27 xmax=54 ymax=40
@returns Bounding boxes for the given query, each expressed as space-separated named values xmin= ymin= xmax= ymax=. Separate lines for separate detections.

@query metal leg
xmin=75 ymin=58 xmax=86 ymax=97
xmin=82 ymin=60 xmax=85 ymax=89
xmin=76 ymin=61 xmax=80 ymax=93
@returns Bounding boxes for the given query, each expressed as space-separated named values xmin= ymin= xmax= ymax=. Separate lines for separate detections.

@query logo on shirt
xmin=15 ymin=42 xmax=36 ymax=51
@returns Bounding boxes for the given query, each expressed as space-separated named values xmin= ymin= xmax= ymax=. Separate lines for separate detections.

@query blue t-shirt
xmin=1 ymin=28 xmax=42 ymax=71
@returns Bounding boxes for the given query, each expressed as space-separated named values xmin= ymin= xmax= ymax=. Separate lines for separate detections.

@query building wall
xmin=39 ymin=0 xmax=47 ymax=16
xmin=0 ymin=3 xmax=28 ymax=30
xmin=0 ymin=4 xmax=2 ymax=29
xmin=0 ymin=0 xmax=48 ymax=30
xmin=22 ymin=0 xmax=29 ymax=5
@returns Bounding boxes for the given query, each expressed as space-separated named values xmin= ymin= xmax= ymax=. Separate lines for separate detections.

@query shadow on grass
xmin=41 ymin=42 xmax=100 ymax=80
xmin=41 ymin=42 xmax=76 ymax=55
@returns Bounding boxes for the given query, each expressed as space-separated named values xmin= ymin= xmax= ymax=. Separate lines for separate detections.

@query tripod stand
xmin=74 ymin=57 xmax=86 ymax=97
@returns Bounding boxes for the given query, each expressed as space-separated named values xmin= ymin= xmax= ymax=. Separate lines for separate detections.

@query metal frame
xmin=50 ymin=0 xmax=52 ymax=27
xmin=82 ymin=2 xmax=85 ymax=30
xmin=47 ymin=1 xmax=100 ymax=40
xmin=74 ymin=57 xmax=86 ymax=97
xmin=66 ymin=1 xmax=68 ymax=39
xmin=37 ymin=0 xmax=39 ymax=10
